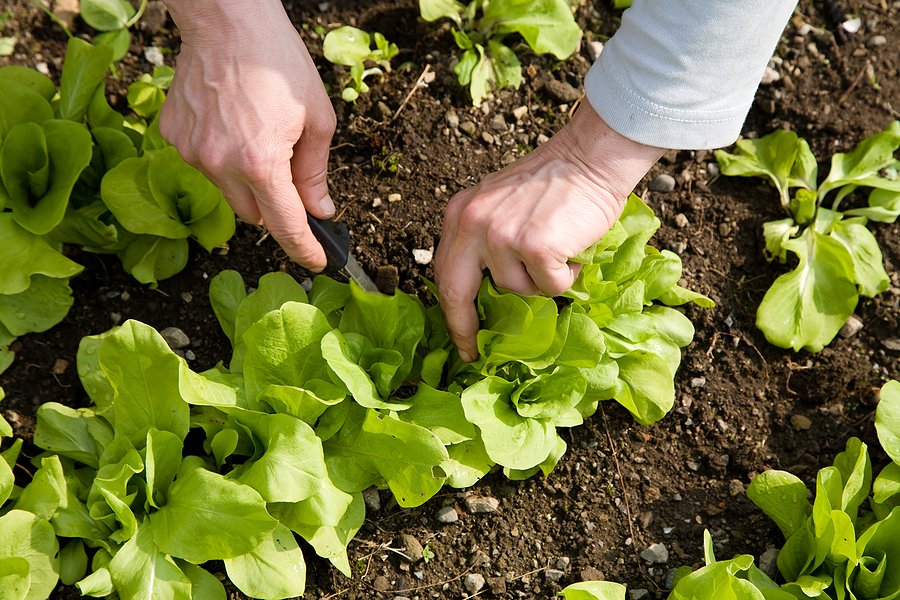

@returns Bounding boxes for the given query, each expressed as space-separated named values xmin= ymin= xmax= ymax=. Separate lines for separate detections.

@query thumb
xmin=292 ymin=117 xmax=336 ymax=219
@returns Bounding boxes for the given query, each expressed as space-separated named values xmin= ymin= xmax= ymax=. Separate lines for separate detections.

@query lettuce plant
xmin=322 ymin=26 xmax=398 ymax=102
xmin=418 ymin=0 xmax=582 ymax=105
xmin=715 ymin=122 xmax=900 ymax=352
xmin=79 ymin=0 xmax=149 ymax=61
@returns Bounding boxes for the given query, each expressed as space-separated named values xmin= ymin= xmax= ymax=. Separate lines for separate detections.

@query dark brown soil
xmin=1 ymin=1 xmax=898 ymax=598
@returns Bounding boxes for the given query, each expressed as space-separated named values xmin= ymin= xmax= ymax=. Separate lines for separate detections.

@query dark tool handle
xmin=308 ymin=215 xmax=350 ymax=272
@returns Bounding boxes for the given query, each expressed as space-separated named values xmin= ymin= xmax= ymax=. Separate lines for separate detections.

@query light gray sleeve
xmin=584 ymin=1 xmax=796 ymax=149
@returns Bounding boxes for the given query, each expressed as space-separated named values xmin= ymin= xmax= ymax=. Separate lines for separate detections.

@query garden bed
xmin=1 ymin=0 xmax=898 ymax=598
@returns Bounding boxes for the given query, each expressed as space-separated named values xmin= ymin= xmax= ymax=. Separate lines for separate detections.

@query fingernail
xmin=459 ymin=350 xmax=474 ymax=363
xmin=319 ymin=195 xmax=335 ymax=217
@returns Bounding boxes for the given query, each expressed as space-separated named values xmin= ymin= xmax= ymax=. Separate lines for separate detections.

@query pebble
xmin=674 ymin=213 xmax=690 ymax=229
xmin=184 ymin=350 xmax=196 ymax=361
xmin=545 ymin=569 xmax=565 ymax=583
xmin=459 ymin=121 xmax=478 ymax=137
xmin=760 ymin=66 xmax=780 ymax=85
xmin=690 ymin=376 xmax=707 ymax=388
xmin=664 ymin=568 xmax=679 ymax=589
xmin=445 ymin=111 xmax=460 ymax=129
xmin=486 ymin=576 xmax=507 ymax=595
xmin=464 ymin=494 xmax=499 ymax=514
xmin=759 ymin=547 xmax=780 ymax=579
xmin=398 ymin=534 xmax=424 ymax=562
xmin=412 ymin=248 xmax=433 ymax=265
xmin=790 ymin=414 xmax=812 ymax=431
xmin=373 ymin=576 xmax=391 ymax=592
xmin=839 ymin=315 xmax=864 ymax=338
xmin=867 ymin=35 xmax=887 ymax=48
xmin=706 ymin=162 xmax=720 ymax=177
xmin=555 ymin=557 xmax=570 ymax=570
xmin=363 ymin=487 xmax=380 ymax=511
xmin=490 ymin=114 xmax=507 ymax=132
xmin=544 ymin=79 xmax=580 ymax=103
xmin=435 ymin=506 xmax=459 ymax=523
xmin=36 ymin=62 xmax=50 ymax=76
xmin=841 ymin=17 xmax=862 ymax=33
xmin=388 ymin=193 xmax=402 ymax=203
xmin=882 ymin=338 xmax=900 ymax=352
xmin=372 ymin=197 xmax=383 ymax=208
xmin=629 ymin=590 xmax=651 ymax=600
xmin=640 ymin=543 xmax=669 ymax=564
xmin=464 ymin=573 xmax=486 ymax=595
xmin=512 ymin=105 xmax=528 ymax=121
xmin=500 ymin=151 xmax=517 ymax=166
xmin=144 ymin=46 xmax=164 ymax=67
xmin=160 ymin=327 xmax=190 ymax=349
xmin=728 ymin=479 xmax=745 ymax=496
xmin=587 ymin=40 xmax=604 ymax=62
xmin=649 ymin=174 xmax=676 ymax=192
xmin=536 ymin=133 xmax=550 ymax=145
xmin=482 ymin=131 xmax=495 ymax=144
xmin=139 ymin=1 xmax=168 ymax=33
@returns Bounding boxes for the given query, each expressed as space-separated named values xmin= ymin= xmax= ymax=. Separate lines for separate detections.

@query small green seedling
xmin=418 ymin=0 xmax=582 ymax=105
xmin=323 ymin=26 xmax=398 ymax=102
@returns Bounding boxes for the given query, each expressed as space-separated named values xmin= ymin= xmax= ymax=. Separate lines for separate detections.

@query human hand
xmin=160 ymin=0 xmax=336 ymax=270
xmin=434 ymin=103 xmax=664 ymax=361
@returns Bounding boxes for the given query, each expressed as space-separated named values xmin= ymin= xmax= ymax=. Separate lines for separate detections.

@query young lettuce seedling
xmin=716 ymin=121 xmax=900 ymax=352
xmin=323 ymin=26 xmax=399 ymax=102
xmin=418 ymin=0 xmax=582 ymax=105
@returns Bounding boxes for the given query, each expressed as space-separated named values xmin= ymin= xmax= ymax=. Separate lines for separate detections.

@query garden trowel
xmin=307 ymin=215 xmax=380 ymax=293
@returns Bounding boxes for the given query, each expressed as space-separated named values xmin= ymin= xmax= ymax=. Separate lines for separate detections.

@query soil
xmin=1 ymin=0 xmax=899 ymax=599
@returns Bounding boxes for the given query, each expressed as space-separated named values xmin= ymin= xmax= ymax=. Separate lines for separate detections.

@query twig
xmin=598 ymin=404 xmax=639 ymax=551
xmin=392 ymin=64 xmax=432 ymax=122
xmin=838 ymin=60 xmax=871 ymax=106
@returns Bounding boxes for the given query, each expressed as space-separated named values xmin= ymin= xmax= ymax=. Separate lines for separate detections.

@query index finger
xmin=435 ymin=246 xmax=484 ymax=363
xmin=248 ymin=166 xmax=327 ymax=271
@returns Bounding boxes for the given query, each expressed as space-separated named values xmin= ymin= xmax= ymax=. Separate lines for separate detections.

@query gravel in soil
xmin=1 ymin=0 xmax=898 ymax=598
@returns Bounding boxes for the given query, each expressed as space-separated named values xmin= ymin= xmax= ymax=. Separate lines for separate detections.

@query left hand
xmin=434 ymin=103 xmax=664 ymax=362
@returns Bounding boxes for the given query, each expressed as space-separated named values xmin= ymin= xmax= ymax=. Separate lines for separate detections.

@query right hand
xmin=160 ymin=0 xmax=336 ymax=270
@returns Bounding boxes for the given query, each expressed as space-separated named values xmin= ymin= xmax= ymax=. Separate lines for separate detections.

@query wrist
xmin=560 ymin=102 xmax=664 ymax=203
xmin=163 ymin=0 xmax=294 ymax=46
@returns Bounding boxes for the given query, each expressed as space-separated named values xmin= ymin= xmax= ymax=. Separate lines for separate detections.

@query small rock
xmin=536 ymin=133 xmax=550 ymax=145
xmin=707 ymin=162 xmax=720 ymax=177
xmin=555 ymin=557 xmax=570 ymax=570
xmin=464 ymin=573 xmax=485 ymax=595
xmin=376 ymin=101 xmax=392 ymax=120
xmin=790 ymin=414 xmax=812 ymax=431
xmin=459 ymin=121 xmax=478 ymax=137
xmin=486 ymin=576 xmax=507 ymax=595
xmin=398 ymin=534 xmax=424 ymax=562
xmin=388 ymin=193 xmax=402 ymax=203
xmin=760 ymin=66 xmax=780 ymax=85
xmin=184 ymin=349 xmax=196 ymax=361
xmin=120 ymin=290 xmax=131 ymax=301
xmin=490 ymin=114 xmax=507 ymax=132
xmin=839 ymin=316 xmax=864 ymax=338
xmin=841 ymin=17 xmax=862 ymax=33
xmin=445 ymin=111 xmax=460 ymax=129
xmin=51 ymin=358 xmax=69 ymax=375
xmin=52 ymin=0 xmax=79 ymax=30
xmin=373 ymin=575 xmax=391 ymax=592
xmin=138 ymin=1 xmax=168 ymax=33
xmin=640 ymin=542 xmax=669 ymax=564
xmin=867 ymin=35 xmax=887 ymax=47
xmin=545 ymin=569 xmax=565 ymax=583
xmin=759 ymin=547 xmax=780 ymax=579
xmin=629 ymin=590 xmax=651 ymax=600
xmin=180 ymin=292 xmax=193 ymax=303
xmin=728 ymin=479 xmax=745 ymax=496
xmin=412 ymin=248 xmax=433 ymax=265
xmin=363 ymin=487 xmax=381 ymax=511
xmin=882 ymin=338 xmax=900 ymax=352
xmin=481 ymin=131 xmax=495 ymax=144
xmin=500 ymin=150 xmax=517 ymax=166
xmin=674 ymin=213 xmax=690 ymax=228
xmin=372 ymin=197 xmax=383 ymax=208
xmin=587 ymin=40 xmax=604 ymax=62
xmin=36 ymin=62 xmax=50 ymax=76
xmin=512 ymin=105 xmax=528 ymax=121
xmin=160 ymin=327 xmax=190 ymax=349
xmin=690 ymin=376 xmax=707 ymax=388
xmin=464 ymin=494 xmax=499 ymax=514
xmin=144 ymin=47 xmax=164 ymax=67
xmin=671 ymin=241 xmax=687 ymax=254
xmin=718 ymin=222 xmax=733 ymax=237
xmin=649 ymin=173 xmax=676 ymax=192
xmin=580 ymin=567 xmax=604 ymax=582
xmin=435 ymin=506 xmax=458 ymax=523
xmin=544 ymin=79 xmax=580 ymax=103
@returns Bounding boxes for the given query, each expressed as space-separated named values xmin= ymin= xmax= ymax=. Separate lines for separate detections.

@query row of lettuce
xmin=0 ymin=38 xmax=234 ymax=374
xmin=0 ymin=184 xmax=713 ymax=598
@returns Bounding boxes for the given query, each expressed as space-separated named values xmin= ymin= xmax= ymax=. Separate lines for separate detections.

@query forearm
xmin=586 ymin=0 xmax=797 ymax=149
xmin=162 ymin=0 xmax=295 ymax=46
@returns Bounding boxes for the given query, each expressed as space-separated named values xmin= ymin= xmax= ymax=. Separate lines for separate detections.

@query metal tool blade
xmin=343 ymin=252 xmax=380 ymax=293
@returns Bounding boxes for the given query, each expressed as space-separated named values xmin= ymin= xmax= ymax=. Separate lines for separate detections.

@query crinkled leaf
xmin=715 ymin=130 xmax=802 ymax=208
xmin=149 ymin=456 xmax=276 ymax=563
xmin=33 ymin=403 xmax=114 ymax=469
xmin=829 ymin=219 xmax=889 ymax=297
xmin=819 ymin=120 xmax=900 ymax=200
xmin=321 ymin=329 xmax=410 ymax=411
xmin=756 ymin=228 xmax=858 ymax=352
xmin=481 ymin=0 xmax=581 ymax=59
xmin=0 ymin=275 xmax=75 ymax=336
xmin=398 ymin=383 xmax=476 ymax=445
xmin=117 ymin=234 xmax=189 ymax=285
xmin=747 ymin=470 xmax=812 ymax=538
xmin=0 ymin=556 xmax=30 ymax=600
xmin=0 ymin=510 xmax=59 ymax=600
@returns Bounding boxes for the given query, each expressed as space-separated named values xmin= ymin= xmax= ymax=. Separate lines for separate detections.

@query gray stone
xmin=512 ymin=105 xmax=528 ymax=121
xmin=490 ymin=114 xmax=507 ymax=132
xmin=882 ymin=338 xmax=900 ymax=351
xmin=362 ymin=487 xmax=380 ymax=511
xmin=536 ymin=133 xmax=550 ymax=145
xmin=555 ymin=557 xmax=570 ymax=570
xmin=587 ymin=40 xmax=604 ymax=62
xmin=640 ymin=542 xmax=669 ymax=564
xmin=759 ymin=547 xmax=780 ymax=580
xmin=674 ymin=213 xmax=690 ymax=228
xmin=649 ymin=173 xmax=676 ymax=192
xmin=761 ymin=66 xmax=780 ymax=85
xmin=867 ymin=35 xmax=887 ymax=47
xmin=435 ymin=506 xmax=458 ymax=524
xmin=629 ymin=590 xmax=651 ymax=600
xmin=545 ymin=569 xmax=565 ymax=583
xmin=160 ymin=327 xmax=190 ymax=350
xmin=398 ymin=534 xmax=424 ymax=562
xmin=464 ymin=495 xmax=500 ymax=513
xmin=544 ymin=79 xmax=580 ymax=103
xmin=464 ymin=573 xmax=486 ymax=595
xmin=445 ymin=111 xmax=460 ymax=129
xmin=839 ymin=315 xmax=864 ymax=338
